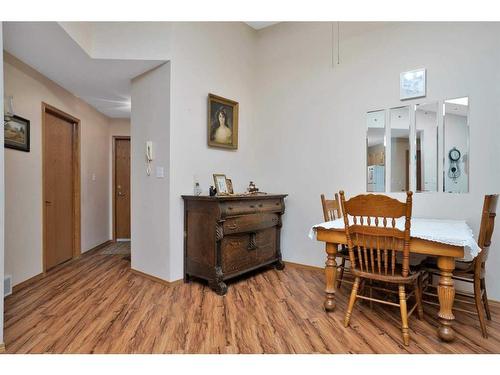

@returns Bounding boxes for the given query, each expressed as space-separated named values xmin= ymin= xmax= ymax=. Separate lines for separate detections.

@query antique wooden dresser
xmin=182 ymin=194 xmax=287 ymax=295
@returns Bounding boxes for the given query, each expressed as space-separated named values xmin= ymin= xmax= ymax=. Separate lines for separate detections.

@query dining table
xmin=309 ymin=217 xmax=481 ymax=342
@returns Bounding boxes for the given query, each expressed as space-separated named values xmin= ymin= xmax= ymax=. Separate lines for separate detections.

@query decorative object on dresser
xmin=182 ymin=194 xmax=287 ymax=295
xmin=247 ymin=181 xmax=259 ymax=193
xmin=226 ymin=178 xmax=234 ymax=194
xmin=209 ymin=186 xmax=217 ymax=196
xmin=423 ymin=194 xmax=498 ymax=338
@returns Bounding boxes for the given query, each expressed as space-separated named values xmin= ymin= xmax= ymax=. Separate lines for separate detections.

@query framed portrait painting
xmin=208 ymin=93 xmax=239 ymax=150
xmin=4 ymin=115 xmax=30 ymax=152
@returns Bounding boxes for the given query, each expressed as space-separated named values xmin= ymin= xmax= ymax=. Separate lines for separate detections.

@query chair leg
xmin=481 ymin=278 xmax=491 ymax=321
xmin=474 ymin=278 xmax=488 ymax=338
xmin=415 ymin=276 xmax=424 ymax=320
xmin=344 ymin=277 xmax=360 ymax=328
xmin=337 ymin=257 xmax=346 ymax=289
xmin=398 ymin=284 xmax=410 ymax=346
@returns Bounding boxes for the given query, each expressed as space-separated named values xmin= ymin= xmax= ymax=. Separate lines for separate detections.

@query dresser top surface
xmin=182 ymin=194 xmax=287 ymax=201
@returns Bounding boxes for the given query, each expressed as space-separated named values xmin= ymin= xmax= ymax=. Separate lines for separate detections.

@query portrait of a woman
xmin=208 ymin=94 xmax=239 ymax=149
xmin=211 ymin=107 xmax=232 ymax=144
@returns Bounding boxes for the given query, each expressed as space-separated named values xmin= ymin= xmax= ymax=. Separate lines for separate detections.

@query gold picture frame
xmin=213 ymin=174 xmax=229 ymax=195
xmin=208 ymin=93 xmax=239 ymax=150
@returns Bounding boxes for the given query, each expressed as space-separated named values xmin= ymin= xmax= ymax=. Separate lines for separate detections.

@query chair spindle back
xmin=320 ymin=193 xmax=342 ymax=221
xmin=339 ymin=191 xmax=413 ymax=277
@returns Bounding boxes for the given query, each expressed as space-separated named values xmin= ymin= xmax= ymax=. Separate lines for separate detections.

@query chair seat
xmin=351 ymin=267 xmax=424 ymax=284
xmin=338 ymin=245 xmax=350 ymax=258
xmin=424 ymin=258 xmax=478 ymax=278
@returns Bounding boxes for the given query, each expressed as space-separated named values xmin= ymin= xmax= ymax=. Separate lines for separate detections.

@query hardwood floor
xmin=3 ymin=242 xmax=500 ymax=354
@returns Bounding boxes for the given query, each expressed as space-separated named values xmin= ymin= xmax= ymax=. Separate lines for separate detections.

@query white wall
xmin=167 ymin=22 xmax=257 ymax=281
xmin=131 ymin=63 xmax=171 ymax=280
xmin=253 ymin=22 xmax=500 ymax=299
xmin=3 ymin=52 xmax=112 ymax=286
xmin=0 ymin=21 xmax=5 ymax=347
xmin=108 ymin=118 xmax=130 ymax=238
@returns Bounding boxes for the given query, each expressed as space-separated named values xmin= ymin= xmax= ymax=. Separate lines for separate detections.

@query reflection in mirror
xmin=390 ymin=106 xmax=410 ymax=192
xmin=366 ymin=110 xmax=385 ymax=192
xmin=415 ymin=102 xmax=438 ymax=192
xmin=444 ymin=97 xmax=469 ymax=193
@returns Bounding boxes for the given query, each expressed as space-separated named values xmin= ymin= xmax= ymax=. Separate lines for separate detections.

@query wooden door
xmin=44 ymin=111 xmax=76 ymax=270
xmin=114 ymin=138 xmax=131 ymax=239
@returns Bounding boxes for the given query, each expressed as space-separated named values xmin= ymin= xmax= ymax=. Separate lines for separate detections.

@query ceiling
xmin=3 ymin=22 xmax=165 ymax=118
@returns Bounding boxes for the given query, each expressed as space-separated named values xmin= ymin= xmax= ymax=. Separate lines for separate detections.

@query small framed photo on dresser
xmin=226 ymin=178 xmax=234 ymax=194
xmin=213 ymin=174 xmax=229 ymax=195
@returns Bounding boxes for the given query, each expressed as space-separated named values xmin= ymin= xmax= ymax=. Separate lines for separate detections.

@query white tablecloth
xmin=309 ymin=217 xmax=480 ymax=262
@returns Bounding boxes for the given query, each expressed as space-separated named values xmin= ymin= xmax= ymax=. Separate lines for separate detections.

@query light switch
xmin=156 ymin=166 xmax=165 ymax=178
xmin=91 ymin=173 xmax=96 ymax=181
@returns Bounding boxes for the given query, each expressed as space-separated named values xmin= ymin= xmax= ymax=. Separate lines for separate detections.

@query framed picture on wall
xmin=4 ymin=114 xmax=30 ymax=152
xmin=400 ymin=68 xmax=426 ymax=100
xmin=207 ymin=93 xmax=239 ymax=150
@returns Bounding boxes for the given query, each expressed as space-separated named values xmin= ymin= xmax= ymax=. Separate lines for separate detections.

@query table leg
xmin=324 ymin=243 xmax=338 ymax=312
xmin=437 ymin=256 xmax=456 ymax=342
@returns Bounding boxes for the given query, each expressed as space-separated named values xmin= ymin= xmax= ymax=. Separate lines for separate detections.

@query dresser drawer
xmin=223 ymin=213 xmax=279 ymax=235
xmin=221 ymin=229 xmax=278 ymax=275
xmin=220 ymin=198 xmax=283 ymax=217
xmin=255 ymin=228 xmax=277 ymax=263
xmin=221 ymin=234 xmax=257 ymax=274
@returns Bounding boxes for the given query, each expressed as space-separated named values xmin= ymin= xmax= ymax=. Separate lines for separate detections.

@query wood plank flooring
xmin=3 ymin=242 xmax=500 ymax=353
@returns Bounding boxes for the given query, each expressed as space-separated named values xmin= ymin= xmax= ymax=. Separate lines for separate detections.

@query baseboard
xmin=130 ymin=268 xmax=182 ymax=286
xmin=284 ymin=261 xmax=323 ymax=271
xmin=12 ymin=272 xmax=45 ymax=294
xmin=84 ymin=239 xmax=113 ymax=254
xmin=0 ymin=342 xmax=5 ymax=353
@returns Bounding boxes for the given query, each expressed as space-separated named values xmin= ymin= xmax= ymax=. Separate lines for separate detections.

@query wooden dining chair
xmin=424 ymin=194 xmax=498 ymax=338
xmin=320 ymin=193 xmax=351 ymax=288
xmin=339 ymin=191 xmax=425 ymax=346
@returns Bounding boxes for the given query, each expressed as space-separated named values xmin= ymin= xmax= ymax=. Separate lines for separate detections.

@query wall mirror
xmin=366 ymin=110 xmax=386 ymax=192
xmin=415 ymin=102 xmax=438 ymax=192
xmin=443 ymin=97 xmax=469 ymax=193
xmin=389 ymin=106 xmax=410 ymax=192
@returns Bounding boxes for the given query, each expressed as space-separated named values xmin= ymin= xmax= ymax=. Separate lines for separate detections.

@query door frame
xmin=112 ymin=136 xmax=131 ymax=241
xmin=42 ymin=102 xmax=81 ymax=272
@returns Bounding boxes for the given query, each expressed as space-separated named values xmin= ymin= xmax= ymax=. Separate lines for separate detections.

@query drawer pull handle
xmin=258 ymin=204 xmax=263 ymax=208
xmin=248 ymin=232 xmax=257 ymax=250
xmin=227 ymin=224 xmax=238 ymax=230
xmin=249 ymin=205 xmax=255 ymax=208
